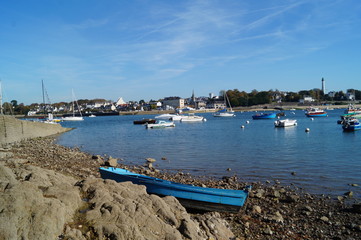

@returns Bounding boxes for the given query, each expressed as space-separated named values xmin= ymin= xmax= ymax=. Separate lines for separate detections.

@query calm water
xmin=56 ymin=109 xmax=361 ymax=199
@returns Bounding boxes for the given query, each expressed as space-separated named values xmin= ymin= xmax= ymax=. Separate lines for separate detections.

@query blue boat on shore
xmin=99 ymin=167 xmax=251 ymax=212
xmin=252 ymin=112 xmax=277 ymax=119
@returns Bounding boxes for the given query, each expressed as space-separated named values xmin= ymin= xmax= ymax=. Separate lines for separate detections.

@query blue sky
xmin=1 ymin=0 xmax=361 ymax=104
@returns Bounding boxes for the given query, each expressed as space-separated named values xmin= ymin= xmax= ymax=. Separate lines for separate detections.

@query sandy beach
xmin=1 ymin=136 xmax=360 ymax=239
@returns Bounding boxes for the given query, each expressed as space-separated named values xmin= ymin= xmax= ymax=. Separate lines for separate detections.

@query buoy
xmin=246 ymin=120 xmax=250 ymax=124
xmin=241 ymin=125 xmax=245 ymax=128
xmin=203 ymin=118 xmax=207 ymax=122
xmin=310 ymin=118 xmax=314 ymax=121
xmin=305 ymin=128 xmax=310 ymax=132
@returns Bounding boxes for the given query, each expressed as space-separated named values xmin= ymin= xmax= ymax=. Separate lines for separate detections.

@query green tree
xmin=11 ymin=100 xmax=18 ymax=107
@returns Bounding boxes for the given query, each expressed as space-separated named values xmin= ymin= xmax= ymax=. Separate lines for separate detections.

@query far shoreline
xmin=15 ymin=103 xmax=360 ymax=118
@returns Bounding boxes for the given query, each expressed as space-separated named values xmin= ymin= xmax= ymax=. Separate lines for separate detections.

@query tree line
xmin=224 ymin=89 xmax=361 ymax=107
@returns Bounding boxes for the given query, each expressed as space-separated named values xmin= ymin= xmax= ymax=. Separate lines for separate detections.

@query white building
xmin=299 ymin=96 xmax=315 ymax=104
xmin=116 ymin=97 xmax=126 ymax=106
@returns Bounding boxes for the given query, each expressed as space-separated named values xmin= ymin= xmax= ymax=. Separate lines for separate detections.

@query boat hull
xmin=214 ymin=112 xmax=235 ymax=117
xmin=342 ymin=119 xmax=361 ymax=132
xmin=252 ymin=113 xmax=277 ymax=119
xmin=274 ymin=119 xmax=297 ymax=127
xmin=146 ymin=120 xmax=175 ymax=129
xmin=133 ymin=119 xmax=156 ymax=125
xmin=99 ymin=167 xmax=250 ymax=212
xmin=61 ymin=116 xmax=84 ymax=121
xmin=305 ymin=113 xmax=327 ymax=117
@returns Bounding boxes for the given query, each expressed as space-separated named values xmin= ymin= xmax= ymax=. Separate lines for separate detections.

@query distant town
xmin=2 ymin=87 xmax=361 ymax=116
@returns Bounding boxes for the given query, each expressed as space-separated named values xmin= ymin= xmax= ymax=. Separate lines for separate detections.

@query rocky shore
xmin=1 ymin=137 xmax=361 ymax=239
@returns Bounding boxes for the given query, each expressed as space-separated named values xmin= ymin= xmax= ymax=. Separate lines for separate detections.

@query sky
xmin=1 ymin=0 xmax=361 ymax=105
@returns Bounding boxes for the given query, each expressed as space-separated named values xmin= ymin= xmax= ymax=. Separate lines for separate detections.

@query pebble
xmin=263 ymin=227 xmax=273 ymax=235
xmin=146 ymin=158 xmax=156 ymax=163
xmin=320 ymin=216 xmax=329 ymax=222
xmin=344 ymin=191 xmax=353 ymax=197
xmin=252 ymin=205 xmax=262 ymax=214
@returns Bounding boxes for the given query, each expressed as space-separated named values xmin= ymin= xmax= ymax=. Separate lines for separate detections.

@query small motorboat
xmin=274 ymin=119 xmax=297 ymax=127
xmin=252 ymin=112 xmax=277 ymax=119
xmin=342 ymin=118 xmax=361 ymax=132
xmin=99 ymin=167 xmax=251 ymax=212
xmin=133 ymin=118 xmax=156 ymax=125
xmin=180 ymin=113 xmax=206 ymax=122
xmin=155 ymin=113 xmax=182 ymax=121
xmin=344 ymin=104 xmax=361 ymax=114
xmin=146 ymin=120 xmax=175 ymax=129
xmin=305 ymin=108 xmax=327 ymax=117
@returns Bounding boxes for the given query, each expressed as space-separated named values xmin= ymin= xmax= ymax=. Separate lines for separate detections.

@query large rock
xmin=78 ymin=177 xmax=235 ymax=240
xmin=0 ymin=163 xmax=81 ymax=240
xmin=1 ymin=162 xmax=235 ymax=240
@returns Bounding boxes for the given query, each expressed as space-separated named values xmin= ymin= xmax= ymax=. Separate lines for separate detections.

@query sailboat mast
xmin=42 ymin=79 xmax=46 ymax=115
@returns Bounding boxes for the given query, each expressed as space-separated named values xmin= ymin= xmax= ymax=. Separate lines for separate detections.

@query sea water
xmin=56 ymin=109 xmax=361 ymax=199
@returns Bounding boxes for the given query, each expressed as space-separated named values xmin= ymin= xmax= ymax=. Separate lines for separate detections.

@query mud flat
xmin=1 ymin=137 xmax=361 ymax=239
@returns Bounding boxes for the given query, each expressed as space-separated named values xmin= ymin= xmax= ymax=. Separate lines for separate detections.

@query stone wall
xmin=0 ymin=115 xmax=70 ymax=145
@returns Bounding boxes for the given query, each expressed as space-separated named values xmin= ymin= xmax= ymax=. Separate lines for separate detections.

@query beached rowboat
xmin=99 ymin=167 xmax=251 ymax=212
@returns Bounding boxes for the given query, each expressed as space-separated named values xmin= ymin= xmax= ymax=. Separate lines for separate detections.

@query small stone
xmin=146 ymin=158 xmax=156 ymax=163
xmin=320 ymin=216 xmax=329 ymax=222
xmin=147 ymin=163 xmax=153 ymax=169
xmin=344 ymin=191 xmax=353 ymax=197
xmin=255 ymin=189 xmax=265 ymax=199
xmin=273 ymin=190 xmax=281 ymax=198
xmin=269 ymin=211 xmax=284 ymax=223
xmin=279 ymin=188 xmax=286 ymax=193
xmin=107 ymin=157 xmax=117 ymax=167
xmin=252 ymin=205 xmax=262 ymax=214
xmin=304 ymin=206 xmax=313 ymax=212
xmin=337 ymin=196 xmax=344 ymax=202
xmin=263 ymin=227 xmax=273 ymax=235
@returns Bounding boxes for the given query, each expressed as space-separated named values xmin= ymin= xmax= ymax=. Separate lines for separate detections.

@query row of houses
xmin=28 ymin=94 xmax=229 ymax=116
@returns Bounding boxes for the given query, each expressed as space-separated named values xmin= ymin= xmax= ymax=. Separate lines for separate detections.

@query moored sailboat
xmin=62 ymin=90 xmax=84 ymax=121
xmin=214 ymin=91 xmax=235 ymax=117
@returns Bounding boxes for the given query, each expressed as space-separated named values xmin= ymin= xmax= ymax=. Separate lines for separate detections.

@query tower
xmin=321 ymin=78 xmax=325 ymax=94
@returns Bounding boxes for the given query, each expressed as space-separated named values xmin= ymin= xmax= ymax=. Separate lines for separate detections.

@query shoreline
xmin=15 ymin=103 xmax=360 ymax=118
xmin=2 ymin=137 xmax=361 ymax=239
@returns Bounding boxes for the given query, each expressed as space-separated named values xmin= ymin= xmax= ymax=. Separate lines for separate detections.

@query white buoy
xmin=310 ymin=118 xmax=314 ymax=121
xmin=246 ymin=120 xmax=250 ymax=124
xmin=305 ymin=128 xmax=310 ymax=132
xmin=203 ymin=118 xmax=207 ymax=122
xmin=241 ymin=125 xmax=245 ymax=128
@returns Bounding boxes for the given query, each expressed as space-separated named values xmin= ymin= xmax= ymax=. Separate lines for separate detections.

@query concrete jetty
xmin=0 ymin=115 xmax=70 ymax=145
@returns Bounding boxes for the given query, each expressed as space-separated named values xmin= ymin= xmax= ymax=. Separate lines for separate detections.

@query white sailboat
xmin=62 ymin=90 xmax=84 ymax=121
xmin=214 ymin=91 xmax=235 ymax=117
